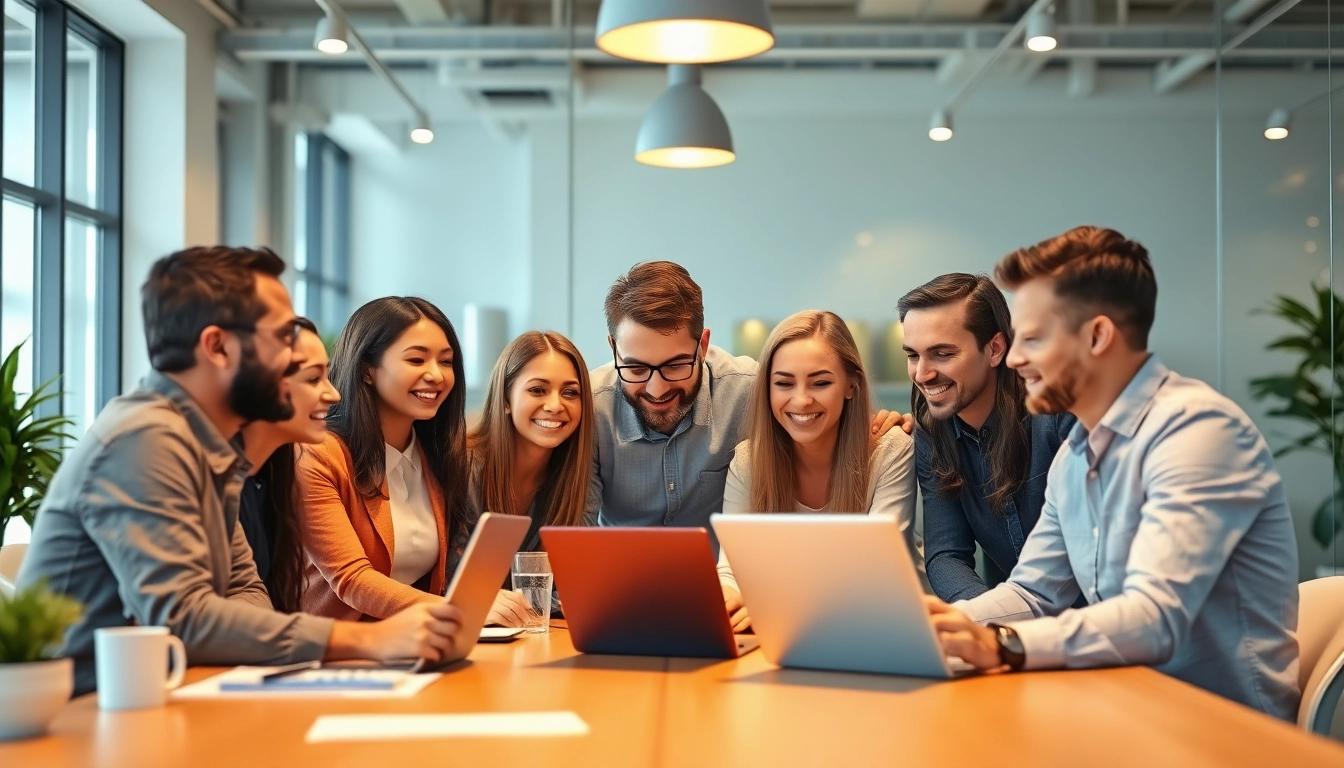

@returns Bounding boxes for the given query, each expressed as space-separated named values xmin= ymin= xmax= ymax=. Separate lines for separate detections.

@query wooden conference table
xmin=4 ymin=623 xmax=1343 ymax=768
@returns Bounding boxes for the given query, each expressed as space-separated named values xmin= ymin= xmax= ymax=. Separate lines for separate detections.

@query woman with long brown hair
xmin=718 ymin=310 xmax=922 ymax=631
xmin=296 ymin=297 xmax=489 ymax=621
xmin=468 ymin=331 xmax=594 ymax=550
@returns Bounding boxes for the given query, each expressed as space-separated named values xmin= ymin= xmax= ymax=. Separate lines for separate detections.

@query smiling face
xmin=508 ymin=350 xmax=583 ymax=451
xmin=1006 ymin=278 xmax=1088 ymax=415
xmin=610 ymin=319 xmax=709 ymax=434
xmin=902 ymin=300 xmax=1002 ymax=422
xmin=768 ymin=336 xmax=854 ymax=448
xmin=269 ymin=329 xmax=341 ymax=444
xmin=369 ymin=317 xmax=455 ymax=430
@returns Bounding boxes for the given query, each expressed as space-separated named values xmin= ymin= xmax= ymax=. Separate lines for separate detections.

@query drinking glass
xmin=512 ymin=551 xmax=553 ymax=634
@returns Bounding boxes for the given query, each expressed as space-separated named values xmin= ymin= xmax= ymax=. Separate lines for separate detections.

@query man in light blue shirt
xmin=926 ymin=227 xmax=1300 ymax=721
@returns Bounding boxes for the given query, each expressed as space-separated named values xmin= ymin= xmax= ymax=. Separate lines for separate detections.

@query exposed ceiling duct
xmin=222 ymin=22 xmax=1339 ymax=66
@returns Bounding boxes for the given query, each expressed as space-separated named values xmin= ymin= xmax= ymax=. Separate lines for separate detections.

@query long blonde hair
xmin=468 ymin=331 xmax=594 ymax=527
xmin=748 ymin=311 xmax=872 ymax=513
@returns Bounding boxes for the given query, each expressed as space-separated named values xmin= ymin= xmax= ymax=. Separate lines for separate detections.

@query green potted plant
xmin=0 ymin=581 xmax=83 ymax=740
xmin=0 ymin=340 xmax=75 ymax=546
xmin=1249 ymin=284 xmax=1344 ymax=560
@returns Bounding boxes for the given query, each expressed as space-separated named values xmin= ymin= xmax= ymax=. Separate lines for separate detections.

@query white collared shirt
xmin=385 ymin=433 xmax=439 ymax=586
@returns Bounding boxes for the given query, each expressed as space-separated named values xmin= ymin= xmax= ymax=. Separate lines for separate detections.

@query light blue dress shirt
xmin=959 ymin=356 xmax=1300 ymax=721
xmin=586 ymin=345 xmax=757 ymax=538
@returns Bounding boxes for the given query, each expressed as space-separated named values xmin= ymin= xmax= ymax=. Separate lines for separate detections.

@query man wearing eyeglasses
xmin=587 ymin=262 xmax=904 ymax=548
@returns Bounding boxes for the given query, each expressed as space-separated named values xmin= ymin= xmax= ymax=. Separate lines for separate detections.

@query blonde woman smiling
xmin=719 ymin=310 xmax=924 ymax=631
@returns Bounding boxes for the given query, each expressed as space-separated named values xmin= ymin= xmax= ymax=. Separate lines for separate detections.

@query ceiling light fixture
xmin=596 ymin=0 xmax=774 ymax=64
xmin=1025 ymin=6 xmax=1058 ymax=53
xmin=1264 ymin=108 xmax=1290 ymax=140
xmin=410 ymin=115 xmax=435 ymax=144
xmin=928 ymin=110 xmax=953 ymax=142
xmin=313 ymin=1 xmax=435 ymax=150
xmin=313 ymin=11 xmax=349 ymax=55
xmin=635 ymin=65 xmax=735 ymax=168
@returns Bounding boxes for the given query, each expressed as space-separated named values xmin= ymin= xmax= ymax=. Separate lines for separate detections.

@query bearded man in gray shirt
xmin=20 ymin=247 xmax=462 ymax=695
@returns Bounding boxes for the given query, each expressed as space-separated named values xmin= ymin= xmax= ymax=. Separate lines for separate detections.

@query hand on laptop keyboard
xmin=723 ymin=586 xmax=752 ymax=633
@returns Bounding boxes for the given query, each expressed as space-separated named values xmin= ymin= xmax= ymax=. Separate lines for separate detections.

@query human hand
xmin=368 ymin=602 xmax=464 ymax=663
xmin=871 ymin=410 xmax=914 ymax=438
xmin=923 ymin=596 xmax=1006 ymax=672
xmin=487 ymin=589 xmax=535 ymax=628
xmin=723 ymin=585 xmax=752 ymax=633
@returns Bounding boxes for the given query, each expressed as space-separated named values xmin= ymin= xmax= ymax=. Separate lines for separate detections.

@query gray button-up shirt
xmin=959 ymin=356 xmax=1300 ymax=721
xmin=586 ymin=345 xmax=757 ymax=538
xmin=18 ymin=372 xmax=332 ymax=695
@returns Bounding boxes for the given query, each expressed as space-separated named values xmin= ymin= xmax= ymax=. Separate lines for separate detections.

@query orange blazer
xmin=295 ymin=432 xmax=450 ymax=621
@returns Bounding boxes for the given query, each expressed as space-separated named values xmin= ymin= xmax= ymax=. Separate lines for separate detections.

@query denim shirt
xmin=919 ymin=411 xmax=1075 ymax=602
xmin=585 ymin=345 xmax=757 ymax=544
xmin=960 ymin=356 xmax=1300 ymax=721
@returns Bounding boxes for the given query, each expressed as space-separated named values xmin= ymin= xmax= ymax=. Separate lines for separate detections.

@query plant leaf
xmin=1312 ymin=495 xmax=1344 ymax=548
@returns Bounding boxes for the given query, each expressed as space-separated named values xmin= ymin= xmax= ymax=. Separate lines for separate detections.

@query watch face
xmin=999 ymin=626 xmax=1025 ymax=655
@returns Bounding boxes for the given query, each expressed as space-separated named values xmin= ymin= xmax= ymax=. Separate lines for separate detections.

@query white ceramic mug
xmin=94 ymin=626 xmax=187 ymax=710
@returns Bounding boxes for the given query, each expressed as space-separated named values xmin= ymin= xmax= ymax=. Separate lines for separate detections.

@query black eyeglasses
xmin=612 ymin=346 xmax=700 ymax=384
xmin=218 ymin=319 xmax=304 ymax=348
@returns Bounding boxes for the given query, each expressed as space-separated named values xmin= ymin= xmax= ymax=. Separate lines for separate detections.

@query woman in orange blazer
xmin=296 ymin=297 xmax=531 ymax=624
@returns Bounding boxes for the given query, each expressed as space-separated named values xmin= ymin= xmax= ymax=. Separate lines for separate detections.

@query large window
xmin=2 ymin=0 xmax=123 ymax=542
xmin=293 ymin=132 xmax=350 ymax=338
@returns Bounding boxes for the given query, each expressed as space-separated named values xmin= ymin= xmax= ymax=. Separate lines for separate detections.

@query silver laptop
xmin=710 ymin=514 xmax=975 ymax=679
xmin=411 ymin=511 xmax=530 ymax=671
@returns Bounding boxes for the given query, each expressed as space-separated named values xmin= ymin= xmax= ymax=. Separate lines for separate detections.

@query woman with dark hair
xmin=295 ymin=297 xmax=521 ymax=621
xmin=238 ymin=317 xmax=340 ymax=614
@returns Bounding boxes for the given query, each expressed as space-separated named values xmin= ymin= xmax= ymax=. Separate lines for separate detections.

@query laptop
xmin=412 ymin=511 xmax=530 ymax=671
xmin=540 ymin=527 xmax=759 ymax=659
xmin=710 ymin=514 xmax=976 ymax=678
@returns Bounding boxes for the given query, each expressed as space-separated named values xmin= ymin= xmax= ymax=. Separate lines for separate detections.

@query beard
xmin=1025 ymin=366 xmax=1080 ymax=415
xmin=922 ymin=374 xmax=987 ymax=422
xmin=624 ymin=379 xmax=700 ymax=434
xmin=230 ymin=342 xmax=296 ymax=423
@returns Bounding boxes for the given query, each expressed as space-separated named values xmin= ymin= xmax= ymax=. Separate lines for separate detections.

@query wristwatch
xmin=987 ymin=623 xmax=1026 ymax=671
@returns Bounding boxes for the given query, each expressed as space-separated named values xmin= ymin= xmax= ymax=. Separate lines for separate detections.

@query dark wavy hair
xmin=326 ymin=297 xmax=472 ymax=548
xmin=897 ymin=274 xmax=1029 ymax=514
xmin=256 ymin=317 xmax=319 ymax=614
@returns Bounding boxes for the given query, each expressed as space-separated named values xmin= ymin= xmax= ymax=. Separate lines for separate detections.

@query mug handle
xmin=164 ymin=635 xmax=187 ymax=691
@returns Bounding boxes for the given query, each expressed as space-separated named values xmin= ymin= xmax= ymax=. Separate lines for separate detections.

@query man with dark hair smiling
xmin=922 ymin=227 xmax=1300 ymax=720
xmin=899 ymin=274 xmax=1075 ymax=603
xmin=20 ymin=247 xmax=463 ymax=695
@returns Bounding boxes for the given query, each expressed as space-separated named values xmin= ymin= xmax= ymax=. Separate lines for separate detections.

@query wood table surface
xmin=2 ymin=625 xmax=1342 ymax=768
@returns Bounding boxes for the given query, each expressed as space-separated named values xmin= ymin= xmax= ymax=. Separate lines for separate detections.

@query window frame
xmin=1 ymin=0 xmax=124 ymax=419
xmin=294 ymin=132 xmax=350 ymax=334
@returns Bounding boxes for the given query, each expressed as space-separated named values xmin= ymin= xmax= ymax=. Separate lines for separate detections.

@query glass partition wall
xmin=281 ymin=0 xmax=1339 ymax=576
xmin=564 ymin=2 xmax=1226 ymax=581
xmin=1216 ymin=0 xmax=1341 ymax=578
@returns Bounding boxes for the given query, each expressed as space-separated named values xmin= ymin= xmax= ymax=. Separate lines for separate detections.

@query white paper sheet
xmin=171 ymin=667 xmax=441 ymax=700
xmin=304 ymin=712 xmax=591 ymax=742
xmin=479 ymin=627 xmax=526 ymax=640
